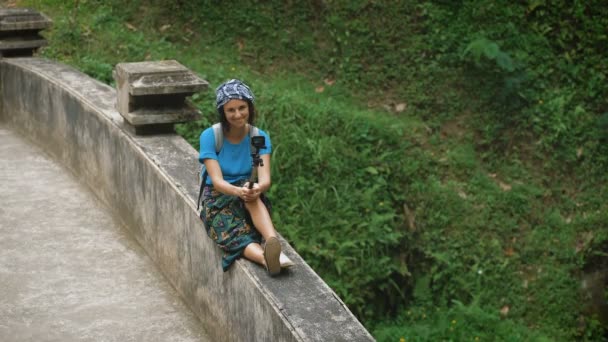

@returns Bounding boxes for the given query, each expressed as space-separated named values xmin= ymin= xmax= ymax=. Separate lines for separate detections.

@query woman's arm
xmin=203 ymin=150 xmax=271 ymax=201
xmin=204 ymin=159 xmax=243 ymax=197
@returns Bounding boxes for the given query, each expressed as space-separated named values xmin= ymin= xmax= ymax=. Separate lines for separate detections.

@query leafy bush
xmin=373 ymin=300 xmax=553 ymax=342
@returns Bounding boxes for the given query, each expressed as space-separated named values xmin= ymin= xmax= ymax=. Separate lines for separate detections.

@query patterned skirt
xmin=200 ymin=180 xmax=271 ymax=271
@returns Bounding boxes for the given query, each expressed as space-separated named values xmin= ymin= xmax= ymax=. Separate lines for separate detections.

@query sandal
xmin=264 ymin=236 xmax=281 ymax=276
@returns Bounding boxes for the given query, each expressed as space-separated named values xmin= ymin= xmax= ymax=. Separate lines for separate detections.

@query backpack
xmin=197 ymin=123 xmax=261 ymax=210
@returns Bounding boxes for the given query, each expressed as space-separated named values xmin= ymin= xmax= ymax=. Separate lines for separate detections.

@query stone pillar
xmin=0 ymin=8 xmax=52 ymax=57
xmin=113 ymin=60 xmax=209 ymax=135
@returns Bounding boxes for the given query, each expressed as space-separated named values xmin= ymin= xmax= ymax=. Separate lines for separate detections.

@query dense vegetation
xmin=17 ymin=0 xmax=607 ymax=340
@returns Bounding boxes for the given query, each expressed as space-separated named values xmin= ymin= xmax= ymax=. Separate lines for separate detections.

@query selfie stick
xmin=248 ymin=136 xmax=266 ymax=189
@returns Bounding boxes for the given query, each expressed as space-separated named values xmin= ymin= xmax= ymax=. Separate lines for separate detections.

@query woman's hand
xmin=239 ymin=182 xmax=262 ymax=202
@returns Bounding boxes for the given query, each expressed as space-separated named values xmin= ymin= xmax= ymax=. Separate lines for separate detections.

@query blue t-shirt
xmin=199 ymin=126 xmax=272 ymax=185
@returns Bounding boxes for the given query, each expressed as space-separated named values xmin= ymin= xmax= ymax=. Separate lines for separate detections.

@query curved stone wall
xmin=0 ymin=57 xmax=374 ymax=341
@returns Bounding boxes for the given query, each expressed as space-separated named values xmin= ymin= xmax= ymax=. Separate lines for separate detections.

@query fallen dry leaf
xmin=324 ymin=78 xmax=335 ymax=86
xmin=125 ymin=23 xmax=136 ymax=31
xmin=403 ymin=203 xmax=416 ymax=232
xmin=160 ymin=24 xmax=171 ymax=32
xmin=488 ymin=173 xmax=511 ymax=191
xmin=575 ymin=231 xmax=594 ymax=254
xmin=498 ymin=181 xmax=512 ymax=191
xmin=315 ymin=86 xmax=325 ymax=93
xmin=395 ymin=103 xmax=407 ymax=112
xmin=500 ymin=305 xmax=510 ymax=317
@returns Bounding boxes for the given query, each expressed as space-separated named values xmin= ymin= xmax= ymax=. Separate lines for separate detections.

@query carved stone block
xmin=113 ymin=60 xmax=209 ymax=134
xmin=0 ymin=8 xmax=52 ymax=57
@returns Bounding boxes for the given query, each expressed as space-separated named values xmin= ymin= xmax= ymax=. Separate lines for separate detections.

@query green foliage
xmin=20 ymin=0 xmax=608 ymax=340
xmin=373 ymin=300 xmax=553 ymax=342
xmin=463 ymin=38 xmax=516 ymax=73
xmin=599 ymin=113 xmax=608 ymax=141
xmin=451 ymin=1 xmax=608 ymax=171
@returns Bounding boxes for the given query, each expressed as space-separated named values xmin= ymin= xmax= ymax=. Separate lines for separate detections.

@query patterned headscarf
xmin=215 ymin=79 xmax=255 ymax=109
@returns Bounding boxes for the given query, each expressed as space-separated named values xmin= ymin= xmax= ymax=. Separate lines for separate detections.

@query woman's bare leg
xmin=244 ymin=198 xmax=282 ymax=274
xmin=244 ymin=198 xmax=277 ymax=240
xmin=243 ymin=243 xmax=265 ymax=266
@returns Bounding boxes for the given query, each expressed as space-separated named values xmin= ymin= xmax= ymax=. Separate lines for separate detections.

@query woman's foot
xmin=279 ymin=252 xmax=294 ymax=268
xmin=264 ymin=236 xmax=281 ymax=276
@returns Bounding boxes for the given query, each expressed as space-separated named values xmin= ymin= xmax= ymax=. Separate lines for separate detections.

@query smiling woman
xmin=198 ymin=79 xmax=293 ymax=275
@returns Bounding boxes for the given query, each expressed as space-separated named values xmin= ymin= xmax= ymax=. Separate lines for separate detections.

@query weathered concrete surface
xmin=113 ymin=60 xmax=208 ymax=129
xmin=0 ymin=57 xmax=375 ymax=341
xmin=0 ymin=127 xmax=210 ymax=341
xmin=0 ymin=8 xmax=52 ymax=31
xmin=114 ymin=60 xmax=208 ymax=96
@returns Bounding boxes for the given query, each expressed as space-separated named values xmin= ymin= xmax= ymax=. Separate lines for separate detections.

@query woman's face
xmin=223 ymin=99 xmax=249 ymax=129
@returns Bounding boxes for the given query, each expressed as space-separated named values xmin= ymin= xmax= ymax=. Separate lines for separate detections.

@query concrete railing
xmin=0 ymin=56 xmax=374 ymax=341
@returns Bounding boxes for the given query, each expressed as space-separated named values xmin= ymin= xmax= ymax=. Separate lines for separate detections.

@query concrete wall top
xmin=0 ymin=57 xmax=375 ymax=342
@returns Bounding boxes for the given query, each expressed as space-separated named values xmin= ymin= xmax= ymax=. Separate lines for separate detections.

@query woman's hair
xmin=218 ymin=99 xmax=256 ymax=132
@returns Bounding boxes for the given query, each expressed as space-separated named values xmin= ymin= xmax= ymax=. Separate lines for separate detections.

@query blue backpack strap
xmin=212 ymin=123 xmax=223 ymax=152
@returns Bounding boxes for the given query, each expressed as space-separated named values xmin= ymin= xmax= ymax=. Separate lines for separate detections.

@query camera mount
xmin=248 ymin=135 xmax=266 ymax=189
